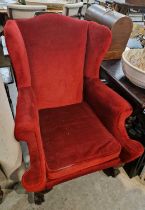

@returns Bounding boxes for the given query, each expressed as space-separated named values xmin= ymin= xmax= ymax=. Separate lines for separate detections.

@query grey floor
xmin=1 ymin=168 xmax=145 ymax=210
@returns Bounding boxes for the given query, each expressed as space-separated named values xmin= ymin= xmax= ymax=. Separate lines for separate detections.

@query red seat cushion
xmin=39 ymin=102 xmax=121 ymax=179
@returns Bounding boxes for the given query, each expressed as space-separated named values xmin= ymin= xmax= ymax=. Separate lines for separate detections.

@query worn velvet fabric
xmin=4 ymin=14 xmax=144 ymax=192
xmin=85 ymin=78 xmax=144 ymax=163
xmin=39 ymin=102 xmax=121 ymax=179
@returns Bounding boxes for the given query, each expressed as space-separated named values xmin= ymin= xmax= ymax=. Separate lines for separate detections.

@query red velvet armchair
xmin=4 ymin=14 xmax=144 ymax=203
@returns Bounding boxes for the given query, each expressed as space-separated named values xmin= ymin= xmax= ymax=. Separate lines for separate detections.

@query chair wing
xmin=4 ymin=15 xmax=143 ymax=195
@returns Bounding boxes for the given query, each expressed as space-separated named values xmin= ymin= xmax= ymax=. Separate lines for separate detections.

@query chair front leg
xmin=28 ymin=188 xmax=52 ymax=205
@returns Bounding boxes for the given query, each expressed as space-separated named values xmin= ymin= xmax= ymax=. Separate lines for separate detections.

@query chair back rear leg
xmin=103 ymin=168 xmax=120 ymax=177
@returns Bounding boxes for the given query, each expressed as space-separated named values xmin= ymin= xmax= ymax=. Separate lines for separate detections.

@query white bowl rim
xmin=122 ymin=50 xmax=145 ymax=74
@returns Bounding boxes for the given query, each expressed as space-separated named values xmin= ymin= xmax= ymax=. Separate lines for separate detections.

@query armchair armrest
xmin=15 ymin=87 xmax=46 ymax=192
xmin=85 ymin=78 xmax=144 ymax=163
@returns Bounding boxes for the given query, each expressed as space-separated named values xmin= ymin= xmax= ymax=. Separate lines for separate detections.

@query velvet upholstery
xmin=39 ymin=102 xmax=121 ymax=179
xmin=14 ymin=87 xmax=46 ymax=192
xmin=85 ymin=78 xmax=144 ymax=163
xmin=11 ymin=15 xmax=89 ymax=109
xmin=4 ymin=14 xmax=144 ymax=192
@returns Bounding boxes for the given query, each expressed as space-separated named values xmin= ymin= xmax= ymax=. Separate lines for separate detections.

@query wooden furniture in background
xmin=114 ymin=0 xmax=145 ymax=23
xmin=85 ymin=4 xmax=133 ymax=60
xmin=126 ymin=0 xmax=145 ymax=7
xmin=101 ymin=59 xmax=145 ymax=178
xmin=101 ymin=60 xmax=145 ymax=109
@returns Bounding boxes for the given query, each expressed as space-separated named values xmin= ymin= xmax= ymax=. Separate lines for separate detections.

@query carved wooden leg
xmin=34 ymin=192 xmax=45 ymax=205
xmin=28 ymin=192 xmax=45 ymax=205
xmin=28 ymin=188 xmax=52 ymax=205
xmin=28 ymin=192 xmax=44 ymax=205
xmin=103 ymin=167 xmax=120 ymax=177
xmin=0 ymin=186 xmax=3 ymax=204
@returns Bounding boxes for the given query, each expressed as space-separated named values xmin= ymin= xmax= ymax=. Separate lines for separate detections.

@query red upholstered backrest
xmin=4 ymin=14 xmax=111 ymax=109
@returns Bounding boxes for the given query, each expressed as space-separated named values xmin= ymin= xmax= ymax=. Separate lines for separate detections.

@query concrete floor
xmin=1 ymin=168 xmax=145 ymax=210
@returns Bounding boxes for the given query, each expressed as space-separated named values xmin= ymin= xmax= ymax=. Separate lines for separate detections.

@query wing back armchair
xmin=4 ymin=14 xmax=144 ymax=200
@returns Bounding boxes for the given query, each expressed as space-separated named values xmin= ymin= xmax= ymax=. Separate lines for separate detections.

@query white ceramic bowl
xmin=122 ymin=50 xmax=145 ymax=89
